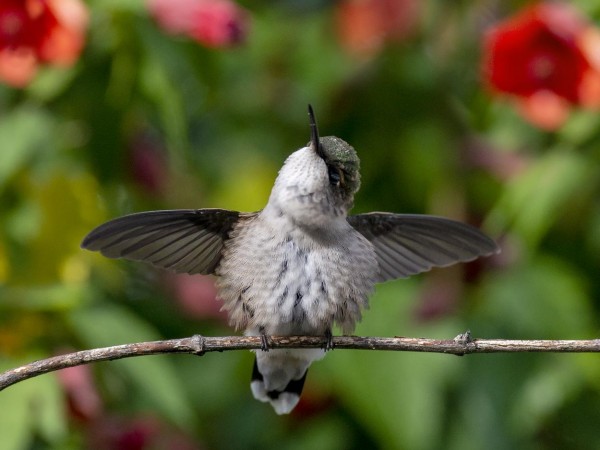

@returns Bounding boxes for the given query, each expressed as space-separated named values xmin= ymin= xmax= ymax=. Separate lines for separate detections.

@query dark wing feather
xmin=81 ymin=209 xmax=244 ymax=274
xmin=348 ymin=213 xmax=499 ymax=282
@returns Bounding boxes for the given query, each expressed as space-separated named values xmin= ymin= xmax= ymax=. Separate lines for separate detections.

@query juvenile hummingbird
xmin=82 ymin=105 xmax=499 ymax=414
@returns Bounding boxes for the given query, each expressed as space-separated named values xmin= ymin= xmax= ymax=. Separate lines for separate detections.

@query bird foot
xmin=323 ymin=329 xmax=334 ymax=351
xmin=260 ymin=333 xmax=270 ymax=352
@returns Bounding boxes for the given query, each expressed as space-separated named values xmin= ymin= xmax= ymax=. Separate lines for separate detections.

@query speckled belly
xmin=215 ymin=219 xmax=378 ymax=335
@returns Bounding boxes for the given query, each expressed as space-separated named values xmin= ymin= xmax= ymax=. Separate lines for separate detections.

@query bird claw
xmin=323 ymin=329 xmax=334 ymax=351
xmin=260 ymin=333 xmax=270 ymax=352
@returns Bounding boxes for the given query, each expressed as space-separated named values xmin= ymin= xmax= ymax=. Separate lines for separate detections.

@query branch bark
xmin=1 ymin=333 xmax=599 ymax=391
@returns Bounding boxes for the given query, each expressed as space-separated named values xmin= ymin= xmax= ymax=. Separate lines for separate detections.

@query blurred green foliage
xmin=2 ymin=1 xmax=600 ymax=449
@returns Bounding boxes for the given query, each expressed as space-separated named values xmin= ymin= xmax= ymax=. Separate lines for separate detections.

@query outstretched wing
xmin=348 ymin=213 xmax=499 ymax=282
xmin=81 ymin=209 xmax=244 ymax=275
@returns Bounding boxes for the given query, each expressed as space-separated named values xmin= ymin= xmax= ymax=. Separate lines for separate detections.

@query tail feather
xmin=250 ymin=357 xmax=308 ymax=415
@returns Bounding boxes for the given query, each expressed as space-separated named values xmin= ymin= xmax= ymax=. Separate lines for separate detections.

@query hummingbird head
xmin=267 ymin=106 xmax=360 ymax=229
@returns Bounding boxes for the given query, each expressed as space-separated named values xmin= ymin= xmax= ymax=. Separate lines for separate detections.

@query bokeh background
xmin=2 ymin=1 xmax=600 ymax=449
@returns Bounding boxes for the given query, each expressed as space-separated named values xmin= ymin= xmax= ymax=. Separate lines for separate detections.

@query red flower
xmin=86 ymin=415 xmax=199 ymax=450
xmin=0 ymin=0 xmax=88 ymax=87
xmin=147 ymin=0 xmax=250 ymax=48
xmin=129 ymin=131 xmax=168 ymax=195
xmin=483 ymin=2 xmax=600 ymax=130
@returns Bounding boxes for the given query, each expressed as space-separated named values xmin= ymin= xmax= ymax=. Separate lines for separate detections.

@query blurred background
xmin=2 ymin=0 xmax=600 ymax=448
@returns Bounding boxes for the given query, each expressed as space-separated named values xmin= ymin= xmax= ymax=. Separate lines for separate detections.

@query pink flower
xmin=147 ymin=0 xmax=250 ymax=48
xmin=0 ymin=0 xmax=88 ymax=87
xmin=483 ymin=2 xmax=600 ymax=130
xmin=165 ymin=273 xmax=228 ymax=322
xmin=57 ymin=360 xmax=103 ymax=422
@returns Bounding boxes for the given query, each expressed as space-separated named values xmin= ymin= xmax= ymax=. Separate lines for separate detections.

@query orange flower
xmin=336 ymin=0 xmax=420 ymax=59
xmin=0 ymin=0 xmax=88 ymax=87
xmin=483 ymin=3 xmax=600 ymax=130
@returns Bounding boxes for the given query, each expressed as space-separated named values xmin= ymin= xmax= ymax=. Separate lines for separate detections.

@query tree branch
xmin=2 ymin=333 xmax=599 ymax=391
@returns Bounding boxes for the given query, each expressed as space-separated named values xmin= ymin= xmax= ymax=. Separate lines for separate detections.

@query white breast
xmin=215 ymin=213 xmax=378 ymax=336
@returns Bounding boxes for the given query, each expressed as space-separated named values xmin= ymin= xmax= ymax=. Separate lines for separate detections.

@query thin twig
xmin=1 ymin=333 xmax=599 ymax=391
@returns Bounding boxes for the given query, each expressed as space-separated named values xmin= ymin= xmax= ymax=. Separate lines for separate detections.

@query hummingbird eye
xmin=327 ymin=165 xmax=343 ymax=187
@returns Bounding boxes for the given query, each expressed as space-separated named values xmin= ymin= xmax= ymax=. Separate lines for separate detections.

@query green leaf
xmin=136 ymin=22 xmax=191 ymax=163
xmin=321 ymin=281 xmax=463 ymax=450
xmin=27 ymin=66 xmax=79 ymax=102
xmin=487 ymin=150 xmax=594 ymax=247
xmin=509 ymin=356 xmax=585 ymax=435
xmin=90 ymin=0 xmax=146 ymax=13
xmin=68 ymin=303 xmax=195 ymax=428
xmin=0 ymin=284 xmax=88 ymax=312
xmin=0 ymin=108 xmax=53 ymax=192
xmin=476 ymin=255 xmax=594 ymax=338
xmin=0 ymin=357 xmax=67 ymax=450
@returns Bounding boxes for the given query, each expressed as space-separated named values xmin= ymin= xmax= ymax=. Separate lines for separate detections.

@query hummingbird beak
xmin=308 ymin=104 xmax=325 ymax=159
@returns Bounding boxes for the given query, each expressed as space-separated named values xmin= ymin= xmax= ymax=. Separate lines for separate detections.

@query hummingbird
xmin=81 ymin=105 xmax=499 ymax=415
